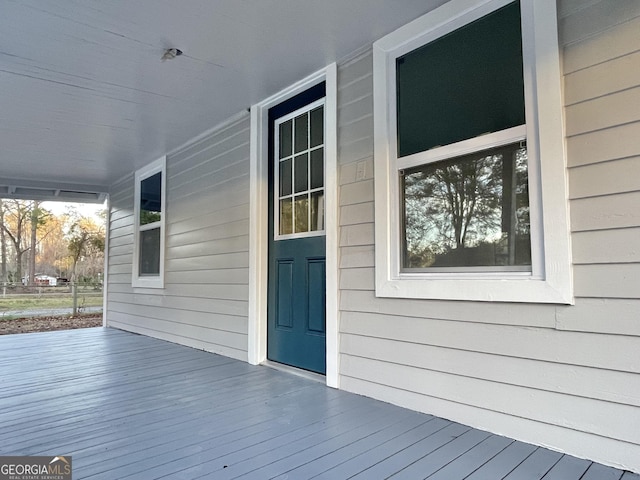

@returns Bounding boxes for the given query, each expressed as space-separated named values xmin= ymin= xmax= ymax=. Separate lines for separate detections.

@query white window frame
xmin=132 ymin=156 xmax=166 ymax=289
xmin=274 ymin=98 xmax=326 ymax=241
xmin=373 ymin=0 xmax=573 ymax=304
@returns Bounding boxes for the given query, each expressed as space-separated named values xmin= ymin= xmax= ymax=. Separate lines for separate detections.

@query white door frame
xmin=248 ymin=64 xmax=339 ymax=388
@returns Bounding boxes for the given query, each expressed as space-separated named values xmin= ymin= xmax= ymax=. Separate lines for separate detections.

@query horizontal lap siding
xmin=106 ymin=116 xmax=251 ymax=361
xmin=336 ymin=1 xmax=640 ymax=472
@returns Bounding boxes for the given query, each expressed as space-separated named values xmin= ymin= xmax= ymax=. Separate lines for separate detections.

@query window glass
xmin=294 ymin=195 xmax=309 ymax=233
xmin=310 ymin=191 xmax=324 ymax=232
xmin=139 ymin=227 xmax=161 ymax=275
xmin=310 ymin=148 xmax=324 ymax=189
xmin=294 ymin=154 xmax=309 ymax=193
xmin=280 ymin=158 xmax=292 ymax=196
xmin=280 ymin=198 xmax=293 ymax=235
xmin=402 ymin=142 xmax=530 ymax=269
xmin=279 ymin=120 xmax=292 ymax=158
xmin=140 ymin=172 xmax=162 ymax=225
xmin=396 ymin=1 xmax=524 ymax=157
xmin=310 ymin=106 xmax=324 ymax=148
xmin=294 ymin=113 xmax=309 ymax=153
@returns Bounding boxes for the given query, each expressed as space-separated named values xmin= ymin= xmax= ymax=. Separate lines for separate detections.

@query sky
xmin=41 ymin=200 xmax=107 ymax=222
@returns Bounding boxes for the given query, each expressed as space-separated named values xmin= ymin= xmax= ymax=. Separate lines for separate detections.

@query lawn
xmin=0 ymin=292 xmax=103 ymax=312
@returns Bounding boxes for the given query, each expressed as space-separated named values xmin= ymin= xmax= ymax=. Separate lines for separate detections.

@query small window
xmin=133 ymin=157 xmax=166 ymax=288
xmin=373 ymin=0 xmax=572 ymax=304
xmin=275 ymin=100 xmax=325 ymax=239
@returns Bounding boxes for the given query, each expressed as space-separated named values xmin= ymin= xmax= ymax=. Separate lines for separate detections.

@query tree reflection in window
xmin=402 ymin=142 xmax=531 ymax=269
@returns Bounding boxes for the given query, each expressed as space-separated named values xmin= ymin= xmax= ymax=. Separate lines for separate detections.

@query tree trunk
xmin=29 ymin=201 xmax=39 ymax=285
xmin=15 ymin=249 xmax=23 ymax=284
xmin=0 ymin=199 xmax=7 ymax=283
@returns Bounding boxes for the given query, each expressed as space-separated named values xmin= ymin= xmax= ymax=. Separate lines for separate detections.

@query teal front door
xmin=267 ymin=84 xmax=326 ymax=374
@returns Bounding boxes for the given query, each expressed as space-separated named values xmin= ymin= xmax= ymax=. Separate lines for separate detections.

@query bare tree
xmin=28 ymin=201 xmax=50 ymax=285
xmin=1 ymin=200 xmax=32 ymax=283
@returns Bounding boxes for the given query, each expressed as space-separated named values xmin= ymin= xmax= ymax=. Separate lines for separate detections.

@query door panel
xmin=307 ymin=258 xmax=326 ymax=333
xmin=267 ymin=83 xmax=326 ymax=374
xmin=275 ymin=260 xmax=294 ymax=329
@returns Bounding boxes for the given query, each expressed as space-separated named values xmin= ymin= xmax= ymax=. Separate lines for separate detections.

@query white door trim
xmin=248 ymin=64 xmax=339 ymax=388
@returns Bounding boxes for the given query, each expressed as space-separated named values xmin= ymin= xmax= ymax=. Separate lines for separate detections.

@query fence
xmin=0 ymin=281 xmax=103 ymax=319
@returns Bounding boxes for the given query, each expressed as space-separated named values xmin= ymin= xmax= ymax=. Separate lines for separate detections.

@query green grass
xmin=0 ymin=293 xmax=103 ymax=311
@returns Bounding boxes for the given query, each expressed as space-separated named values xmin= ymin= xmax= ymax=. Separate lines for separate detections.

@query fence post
xmin=72 ymin=282 xmax=78 ymax=316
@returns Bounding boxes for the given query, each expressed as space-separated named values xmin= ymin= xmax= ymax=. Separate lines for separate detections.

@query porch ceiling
xmin=1 ymin=0 xmax=445 ymax=201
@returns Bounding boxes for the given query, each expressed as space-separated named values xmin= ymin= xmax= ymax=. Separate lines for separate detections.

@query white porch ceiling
xmin=0 ymin=0 xmax=446 ymax=201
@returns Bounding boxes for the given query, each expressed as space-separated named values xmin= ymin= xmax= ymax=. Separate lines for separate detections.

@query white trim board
xmin=248 ymin=64 xmax=339 ymax=388
xmin=102 ymin=194 xmax=111 ymax=328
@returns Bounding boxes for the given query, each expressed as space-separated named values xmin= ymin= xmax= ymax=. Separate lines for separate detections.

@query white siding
xmin=336 ymin=1 xmax=640 ymax=473
xmin=106 ymin=115 xmax=251 ymax=361
xmin=102 ymin=0 xmax=640 ymax=473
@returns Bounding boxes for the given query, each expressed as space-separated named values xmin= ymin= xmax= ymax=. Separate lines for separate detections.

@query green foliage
xmin=140 ymin=210 xmax=161 ymax=225
xmin=67 ymin=215 xmax=105 ymax=280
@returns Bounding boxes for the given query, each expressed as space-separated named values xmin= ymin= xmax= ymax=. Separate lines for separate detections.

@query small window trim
xmin=373 ymin=0 xmax=573 ymax=304
xmin=132 ymin=156 xmax=166 ymax=289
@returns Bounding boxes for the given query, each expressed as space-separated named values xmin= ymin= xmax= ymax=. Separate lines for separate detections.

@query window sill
xmin=132 ymin=277 xmax=164 ymax=289
xmin=375 ymin=274 xmax=573 ymax=304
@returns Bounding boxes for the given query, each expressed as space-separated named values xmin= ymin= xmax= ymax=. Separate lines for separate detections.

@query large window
xmin=133 ymin=156 xmax=166 ymax=288
xmin=373 ymin=0 xmax=572 ymax=303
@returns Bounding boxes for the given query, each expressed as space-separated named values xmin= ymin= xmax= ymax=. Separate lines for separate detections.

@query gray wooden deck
xmin=0 ymin=328 xmax=637 ymax=480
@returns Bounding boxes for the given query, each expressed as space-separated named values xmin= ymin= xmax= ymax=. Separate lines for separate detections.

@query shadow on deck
xmin=0 ymin=328 xmax=636 ymax=479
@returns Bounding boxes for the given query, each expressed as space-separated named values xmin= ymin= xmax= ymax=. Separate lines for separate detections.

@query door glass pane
xmin=294 ymin=113 xmax=308 ymax=153
xmin=310 ymin=191 xmax=324 ymax=232
xmin=279 ymin=120 xmax=292 ymax=159
xmin=279 ymin=158 xmax=292 ymax=196
xmin=310 ymin=106 xmax=324 ymax=148
xmin=274 ymin=100 xmax=325 ymax=238
xmin=310 ymin=148 xmax=324 ymax=189
xmin=140 ymin=172 xmax=162 ymax=225
xmin=294 ymin=154 xmax=308 ymax=193
xmin=294 ymin=194 xmax=309 ymax=233
xmin=402 ymin=141 xmax=531 ymax=269
xmin=279 ymin=198 xmax=293 ymax=235
xmin=139 ymin=227 xmax=161 ymax=275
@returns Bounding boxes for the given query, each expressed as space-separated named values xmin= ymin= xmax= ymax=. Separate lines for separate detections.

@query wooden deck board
xmin=0 ymin=328 xmax=635 ymax=480
xmin=388 ymin=429 xmax=492 ymax=479
xmin=465 ymin=441 xmax=538 ymax=479
xmin=541 ymin=455 xmax=592 ymax=479
xmin=503 ymin=447 xmax=564 ymax=479
xmin=281 ymin=417 xmax=450 ymax=480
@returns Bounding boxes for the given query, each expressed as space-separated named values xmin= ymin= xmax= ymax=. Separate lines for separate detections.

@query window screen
xmin=396 ymin=1 xmax=525 ymax=157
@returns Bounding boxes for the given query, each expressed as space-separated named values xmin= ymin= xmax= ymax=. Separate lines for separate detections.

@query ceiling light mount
xmin=161 ymin=48 xmax=183 ymax=61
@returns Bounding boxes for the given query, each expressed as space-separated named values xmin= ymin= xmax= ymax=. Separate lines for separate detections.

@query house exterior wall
xmin=105 ymin=0 xmax=640 ymax=472
xmin=337 ymin=0 xmax=640 ymax=472
xmin=106 ymin=115 xmax=251 ymax=361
